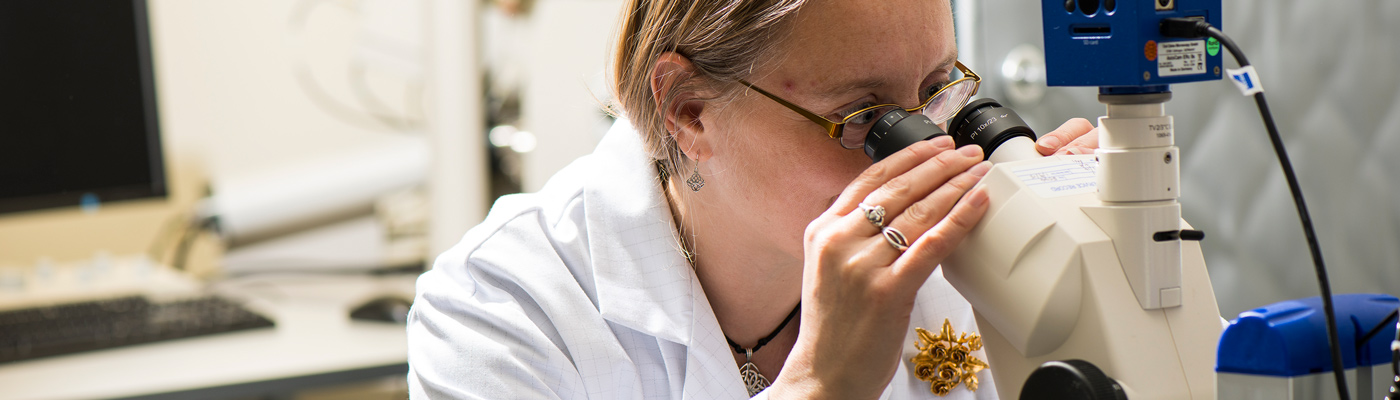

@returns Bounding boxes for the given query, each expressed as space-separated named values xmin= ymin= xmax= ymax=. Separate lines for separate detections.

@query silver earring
xmin=686 ymin=168 xmax=705 ymax=192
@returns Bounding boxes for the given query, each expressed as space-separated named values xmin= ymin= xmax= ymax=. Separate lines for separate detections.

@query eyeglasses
xmin=738 ymin=61 xmax=981 ymax=149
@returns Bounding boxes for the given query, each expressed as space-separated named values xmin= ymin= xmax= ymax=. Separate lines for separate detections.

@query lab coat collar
xmin=579 ymin=119 xmax=750 ymax=397
xmin=582 ymin=120 xmax=748 ymax=398
xmin=582 ymin=119 xmax=702 ymax=347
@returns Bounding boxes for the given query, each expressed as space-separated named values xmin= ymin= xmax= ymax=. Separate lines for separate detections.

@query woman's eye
xmin=923 ymin=82 xmax=949 ymax=100
xmin=845 ymin=105 xmax=881 ymax=125
xmin=840 ymin=103 xmax=879 ymax=123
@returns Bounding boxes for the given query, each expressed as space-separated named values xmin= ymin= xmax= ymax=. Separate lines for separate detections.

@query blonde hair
xmin=612 ymin=0 xmax=809 ymax=180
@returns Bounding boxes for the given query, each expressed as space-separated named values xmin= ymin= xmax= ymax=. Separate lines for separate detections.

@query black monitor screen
xmin=0 ymin=0 xmax=165 ymax=215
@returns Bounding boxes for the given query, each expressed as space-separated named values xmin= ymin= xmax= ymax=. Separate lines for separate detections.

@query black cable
xmin=1361 ymin=309 xmax=1400 ymax=397
xmin=1161 ymin=18 xmax=1351 ymax=400
xmin=1361 ymin=309 xmax=1400 ymax=347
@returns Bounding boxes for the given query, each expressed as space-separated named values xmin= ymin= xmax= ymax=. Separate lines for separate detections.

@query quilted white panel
xmin=970 ymin=0 xmax=1400 ymax=316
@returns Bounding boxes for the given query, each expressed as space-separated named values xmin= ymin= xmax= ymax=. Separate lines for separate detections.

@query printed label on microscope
xmin=1011 ymin=158 xmax=1099 ymax=198
xmin=1157 ymin=40 xmax=1207 ymax=77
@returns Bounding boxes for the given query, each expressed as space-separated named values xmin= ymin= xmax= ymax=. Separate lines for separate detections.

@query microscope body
xmin=942 ymin=152 xmax=1221 ymax=399
xmin=939 ymin=95 xmax=1221 ymax=398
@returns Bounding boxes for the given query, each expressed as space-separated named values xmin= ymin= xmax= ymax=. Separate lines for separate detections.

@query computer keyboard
xmin=0 ymin=295 xmax=274 ymax=364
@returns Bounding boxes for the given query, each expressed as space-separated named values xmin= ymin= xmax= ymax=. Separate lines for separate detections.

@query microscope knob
xmin=1019 ymin=359 xmax=1127 ymax=400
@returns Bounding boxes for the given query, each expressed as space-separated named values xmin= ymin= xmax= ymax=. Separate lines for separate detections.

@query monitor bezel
xmin=0 ymin=0 xmax=167 ymax=216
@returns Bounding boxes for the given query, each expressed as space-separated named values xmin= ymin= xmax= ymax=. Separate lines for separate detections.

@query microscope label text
xmin=1013 ymin=158 xmax=1099 ymax=198
xmin=1157 ymin=40 xmax=1206 ymax=77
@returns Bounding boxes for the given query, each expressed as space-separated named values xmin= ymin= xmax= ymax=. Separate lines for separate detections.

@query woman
xmin=408 ymin=0 xmax=1097 ymax=398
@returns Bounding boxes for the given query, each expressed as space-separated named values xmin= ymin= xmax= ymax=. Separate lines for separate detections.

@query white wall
xmin=152 ymin=0 xmax=423 ymax=179
xmin=516 ymin=0 xmax=626 ymax=192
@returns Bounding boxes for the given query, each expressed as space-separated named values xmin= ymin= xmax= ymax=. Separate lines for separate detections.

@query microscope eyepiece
xmin=864 ymin=109 xmax=947 ymax=162
xmin=948 ymin=98 xmax=1037 ymax=161
xmin=861 ymin=98 xmax=1039 ymax=164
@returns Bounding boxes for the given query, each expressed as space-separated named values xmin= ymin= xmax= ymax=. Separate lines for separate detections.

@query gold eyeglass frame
xmin=737 ymin=61 xmax=981 ymax=149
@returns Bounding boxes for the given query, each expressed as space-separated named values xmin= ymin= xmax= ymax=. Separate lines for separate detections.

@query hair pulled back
xmin=612 ymin=0 xmax=809 ymax=179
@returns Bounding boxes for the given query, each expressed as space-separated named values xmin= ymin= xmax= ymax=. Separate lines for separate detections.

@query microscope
xmin=866 ymin=0 xmax=1225 ymax=398
xmin=947 ymin=0 xmax=1224 ymax=397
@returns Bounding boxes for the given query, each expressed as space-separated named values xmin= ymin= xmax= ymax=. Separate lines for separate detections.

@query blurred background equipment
xmin=200 ymin=136 xmax=431 ymax=275
xmin=0 ymin=0 xmax=277 ymax=378
xmin=1216 ymin=294 xmax=1398 ymax=399
xmin=0 ymin=0 xmax=487 ymax=398
xmin=201 ymin=138 xmax=427 ymax=245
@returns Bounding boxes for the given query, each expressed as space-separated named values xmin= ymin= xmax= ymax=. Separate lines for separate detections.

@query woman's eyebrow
xmin=934 ymin=52 xmax=957 ymax=75
xmin=814 ymin=51 xmax=960 ymax=99
xmin=816 ymin=77 xmax=886 ymax=98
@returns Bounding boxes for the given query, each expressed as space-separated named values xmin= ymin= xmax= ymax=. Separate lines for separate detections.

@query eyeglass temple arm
xmin=956 ymin=61 xmax=981 ymax=81
xmin=737 ymin=80 xmax=841 ymax=137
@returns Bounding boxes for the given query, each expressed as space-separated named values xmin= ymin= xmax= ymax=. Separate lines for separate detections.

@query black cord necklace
xmin=725 ymin=303 xmax=801 ymax=397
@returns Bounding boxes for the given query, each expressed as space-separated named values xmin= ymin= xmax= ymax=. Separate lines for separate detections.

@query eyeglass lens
xmin=920 ymin=79 xmax=977 ymax=123
xmin=837 ymin=79 xmax=977 ymax=149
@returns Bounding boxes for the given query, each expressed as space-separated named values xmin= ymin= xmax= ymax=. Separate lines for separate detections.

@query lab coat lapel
xmin=582 ymin=120 xmax=748 ymax=399
xmin=683 ymin=275 xmax=750 ymax=399
xmin=583 ymin=120 xmax=695 ymax=346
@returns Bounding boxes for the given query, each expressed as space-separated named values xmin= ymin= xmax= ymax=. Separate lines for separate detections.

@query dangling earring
xmin=686 ymin=167 xmax=705 ymax=192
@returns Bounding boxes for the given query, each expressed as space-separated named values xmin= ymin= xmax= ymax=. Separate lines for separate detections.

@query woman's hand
xmin=769 ymin=136 xmax=991 ymax=400
xmin=1035 ymin=118 xmax=1099 ymax=156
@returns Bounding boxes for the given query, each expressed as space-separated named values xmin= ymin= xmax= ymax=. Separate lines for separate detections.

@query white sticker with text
xmin=1158 ymin=40 xmax=1206 ymax=77
xmin=1011 ymin=158 xmax=1099 ymax=198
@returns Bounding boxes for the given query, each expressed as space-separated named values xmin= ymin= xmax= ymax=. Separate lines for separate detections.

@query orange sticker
xmin=1145 ymin=40 xmax=1158 ymax=61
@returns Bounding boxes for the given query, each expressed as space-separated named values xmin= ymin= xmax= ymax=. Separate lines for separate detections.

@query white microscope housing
xmin=940 ymin=94 xmax=1222 ymax=399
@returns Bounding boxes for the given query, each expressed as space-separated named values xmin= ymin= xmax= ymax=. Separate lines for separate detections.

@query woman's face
xmin=696 ymin=0 xmax=958 ymax=263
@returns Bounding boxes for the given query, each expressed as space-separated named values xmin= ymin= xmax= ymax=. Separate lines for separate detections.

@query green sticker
xmin=1207 ymin=37 xmax=1220 ymax=56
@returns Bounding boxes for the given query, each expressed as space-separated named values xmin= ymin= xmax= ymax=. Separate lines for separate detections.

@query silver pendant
xmin=738 ymin=349 xmax=770 ymax=397
xmin=739 ymin=361 xmax=770 ymax=397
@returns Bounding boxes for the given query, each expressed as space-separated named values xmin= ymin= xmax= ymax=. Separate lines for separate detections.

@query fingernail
xmin=1038 ymin=136 xmax=1062 ymax=150
xmin=932 ymin=135 xmax=954 ymax=148
xmin=969 ymin=161 xmax=992 ymax=177
xmin=968 ymin=188 xmax=988 ymax=207
xmin=959 ymin=145 xmax=982 ymax=158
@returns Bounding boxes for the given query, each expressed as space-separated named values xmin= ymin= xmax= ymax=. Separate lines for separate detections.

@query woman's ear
xmin=650 ymin=52 xmax=713 ymax=162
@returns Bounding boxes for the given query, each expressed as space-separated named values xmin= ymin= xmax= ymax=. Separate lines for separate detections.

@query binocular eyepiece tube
xmin=864 ymin=98 xmax=1039 ymax=164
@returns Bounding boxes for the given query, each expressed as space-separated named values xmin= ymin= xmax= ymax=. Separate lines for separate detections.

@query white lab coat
xmin=407 ymin=120 xmax=999 ymax=399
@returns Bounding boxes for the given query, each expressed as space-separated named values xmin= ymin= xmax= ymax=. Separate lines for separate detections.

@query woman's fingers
xmin=891 ymin=184 xmax=989 ymax=282
xmin=858 ymin=144 xmax=983 ymax=226
xmin=841 ymin=152 xmax=989 ymax=270
xmin=831 ymin=135 xmax=957 ymax=215
xmin=1036 ymin=118 xmax=1096 ymax=156
xmin=882 ymin=159 xmax=988 ymax=234
xmin=1053 ymin=127 xmax=1099 ymax=156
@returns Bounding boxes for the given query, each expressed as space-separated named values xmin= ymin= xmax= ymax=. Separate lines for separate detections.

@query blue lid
xmin=1216 ymin=293 xmax=1398 ymax=376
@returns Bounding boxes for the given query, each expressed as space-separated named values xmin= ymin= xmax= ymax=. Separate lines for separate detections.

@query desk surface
xmin=0 ymin=272 xmax=416 ymax=400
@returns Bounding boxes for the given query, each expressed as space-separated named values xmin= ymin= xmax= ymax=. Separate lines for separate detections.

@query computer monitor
xmin=0 ymin=0 xmax=165 ymax=215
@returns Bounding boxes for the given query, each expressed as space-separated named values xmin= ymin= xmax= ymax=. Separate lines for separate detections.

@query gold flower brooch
xmin=911 ymin=319 xmax=990 ymax=396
